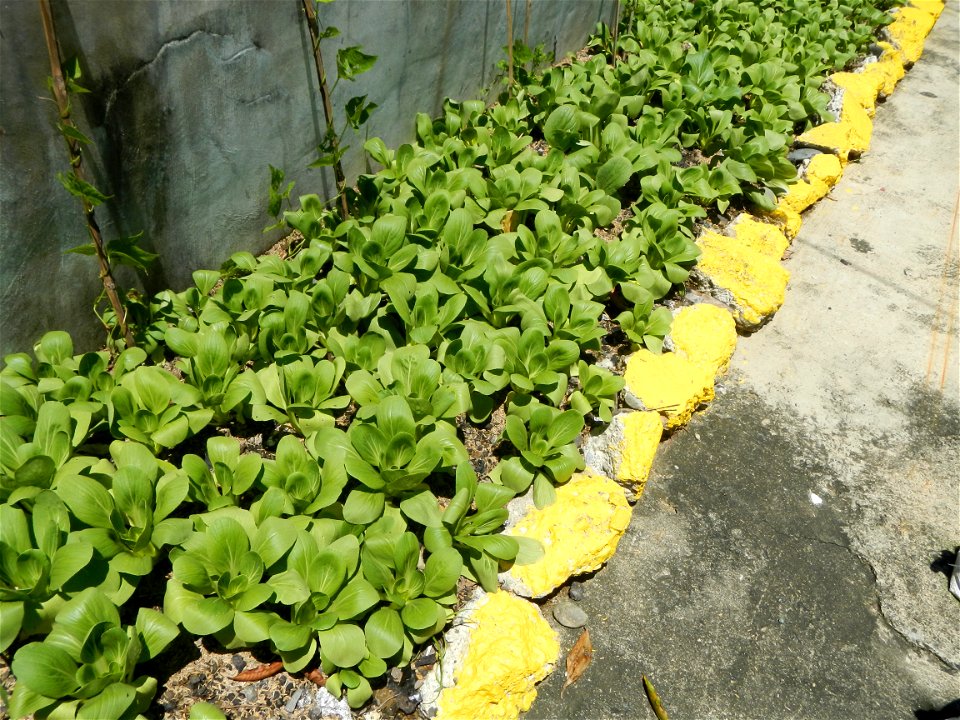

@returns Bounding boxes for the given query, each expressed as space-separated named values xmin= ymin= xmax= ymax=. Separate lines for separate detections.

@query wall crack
xmin=104 ymin=30 xmax=227 ymax=120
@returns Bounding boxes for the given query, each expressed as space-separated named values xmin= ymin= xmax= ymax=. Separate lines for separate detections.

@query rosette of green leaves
xmin=0 ymin=492 xmax=95 ymax=652
xmin=498 ymin=327 xmax=579 ymax=407
xmin=243 ymin=356 xmax=348 ymax=435
xmin=467 ymin=165 xmax=551 ymax=230
xmin=462 ymin=253 xmax=547 ymax=328
xmin=62 ymin=442 xmax=192 ymax=603
xmin=569 ymin=360 xmax=625 ymax=424
xmin=358 ymin=529 xmax=457 ymax=663
xmin=255 ymin=290 xmax=323 ymax=362
xmin=346 ymin=345 xmax=469 ymax=425
xmin=8 ymin=587 xmax=177 ymax=720
xmin=1 ymin=401 xmax=77 ymax=501
xmin=386 ymin=281 xmax=467 ymax=348
xmin=413 ymin=463 xmax=521 ymax=591
xmin=514 ymin=210 xmax=595 ymax=270
xmin=181 ymin=436 xmax=263 ymax=511
xmin=336 ymin=396 xmax=466 ymax=524
xmin=1 ymin=333 xmax=140 ymax=447
xmin=614 ymin=284 xmax=673 ymax=353
xmin=538 ymin=284 xmax=606 ymax=352
xmin=549 ymin=157 xmax=623 ymax=231
xmin=492 ymin=399 xmax=585 ymax=507
xmin=163 ymin=323 xmax=250 ymax=417
xmin=345 ymin=214 xmax=419 ymax=292
xmin=210 ymin=266 xmax=277 ymax=338
xmin=267 ymin=526 xmax=378 ymax=682
xmin=253 ymin=431 xmax=348 ymax=521
xmin=165 ymin=509 xmax=297 ymax=649
xmin=325 ymin=328 xmax=389 ymax=373
xmin=435 ymin=208 xmax=489 ymax=285
xmin=436 ymin=321 xmax=510 ymax=423
xmin=108 ymin=366 xmax=213 ymax=454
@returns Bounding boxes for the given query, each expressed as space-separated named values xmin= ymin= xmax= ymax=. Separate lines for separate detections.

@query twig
xmin=300 ymin=0 xmax=350 ymax=220
xmin=38 ymin=0 xmax=134 ymax=347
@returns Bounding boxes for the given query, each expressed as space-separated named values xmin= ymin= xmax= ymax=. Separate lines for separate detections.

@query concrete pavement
xmin=524 ymin=4 xmax=960 ymax=719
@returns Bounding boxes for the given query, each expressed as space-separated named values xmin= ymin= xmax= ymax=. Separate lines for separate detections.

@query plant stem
xmin=301 ymin=0 xmax=351 ymax=221
xmin=505 ymin=0 xmax=514 ymax=86
xmin=38 ymin=0 xmax=134 ymax=348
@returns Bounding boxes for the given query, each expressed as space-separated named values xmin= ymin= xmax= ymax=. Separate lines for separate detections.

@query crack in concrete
xmin=104 ymin=30 xmax=227 ymax=120
xmin=754 ymin=516 xmax=958 ymax=672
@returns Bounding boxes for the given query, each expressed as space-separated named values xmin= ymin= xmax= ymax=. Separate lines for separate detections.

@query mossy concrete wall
xmin=0 ymin=0 xmax=612 ymax=357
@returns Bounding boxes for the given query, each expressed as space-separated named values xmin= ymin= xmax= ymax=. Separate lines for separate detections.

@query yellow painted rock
xmin=777 ymin=152 xmax=845 ymax=215
xmin=805 ymin=153 xmax=844 ymax=189
xmin=728 ymin=214 xmax=790 ymax=259
xmin=421 ymin=590 xmax=559 ymax=720
xmin=909 ymin=0 xmax=945 ymax=19
xmin=671 ymin=303 xmax=738 ymax=376
xmin=778 ymin=176 xmax=830 ymax=215
xmin=887 ymin=6 xmax=939 ymax=63
xmin=692 ymin=231 xmax=791 ymax=330
xmin=501 ymin=472 xmax=632 ymax=597
xmin=767 ymin=206 xmax=803 ymax=239
xmin=796 ymin=97 xmax=873 ymax=160
xmin=831 ymin=71 xmax=885 ymax=115
xmin=583 ymin=411 xmax=663 ymax=493
xmin=623 ymin=349 xmax=716 ymax=427
xmin=860 ymin=43 xmax=906 ymax=96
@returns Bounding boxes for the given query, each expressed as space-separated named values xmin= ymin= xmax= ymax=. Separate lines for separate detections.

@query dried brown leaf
xmin=501 ymin=209 xmax=519 ymax=233
xmin=231 ymin=660 xmax=283 ymax=682
xmin=304 ymin=668 xmax=327 ymax=686
xmin=561 ymin=628 xmax=593 ymax=696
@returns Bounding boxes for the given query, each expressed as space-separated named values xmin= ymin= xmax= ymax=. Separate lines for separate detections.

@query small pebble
xmin=186 ymin=673 xmax=204 ymax=690
xmin=787 ymin=147 xmax=822 ymax=163
xmin=241 ymin=685 xmax=258 ymax=702
xmin=553 ymin=600 xmax=589 ymax=628
xmin=285 ymin=688 xmax=304 ymax=712
xmin=397 ymin=694 xmax=419 ymax=714
xmin=231 ymin=655 xmax=247 ymax=672
xmin=569 ymin=581 xmax=585 ymax=601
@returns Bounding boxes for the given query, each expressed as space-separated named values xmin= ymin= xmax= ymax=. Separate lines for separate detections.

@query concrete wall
xmin=0 ymin=0 xmax=613 ymax=357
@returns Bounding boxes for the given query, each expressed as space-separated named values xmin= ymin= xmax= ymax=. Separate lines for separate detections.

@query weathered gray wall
xmin=0 ymin=0 xmax=613 ymax=357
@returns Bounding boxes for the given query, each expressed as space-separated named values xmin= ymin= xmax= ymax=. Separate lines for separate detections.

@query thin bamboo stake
xmin=301 ymin=0 xmax=350 ymax=220
xmin=38 ymin=0 xmax=134 ymax=347
xmin=523 ymin=0 xmax=531 ymax=47
xmin=611 ymin=0 xmax=621 ymax=60
xmin=505 ymin=0 xmax=514 ymax=86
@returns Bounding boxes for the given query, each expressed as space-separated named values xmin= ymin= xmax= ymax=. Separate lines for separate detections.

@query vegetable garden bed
xmin=0 ymin=0 xmax=923 ymax=718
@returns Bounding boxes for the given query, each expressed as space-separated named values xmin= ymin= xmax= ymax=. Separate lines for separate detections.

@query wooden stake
xmin=505 ymin=0 xmax=514 ymax=86
xmin=301 ymin=0 xmax=350 ymax=220
xmin=38 ymin=0 xmax=134 ymax=347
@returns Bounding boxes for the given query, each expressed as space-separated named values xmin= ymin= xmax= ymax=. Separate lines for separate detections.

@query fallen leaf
xmin=231 ymin=660 xmax=283 ymax=682
xmin=304 ymin=668 xmax=327 ymax=686
xmin=561 ymin=628 xmax=593 ymax=695
xmin=642 ymin=674 xmax=669 ymax=720
xmin=501 ymin=209 xmax=518 ymax=233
